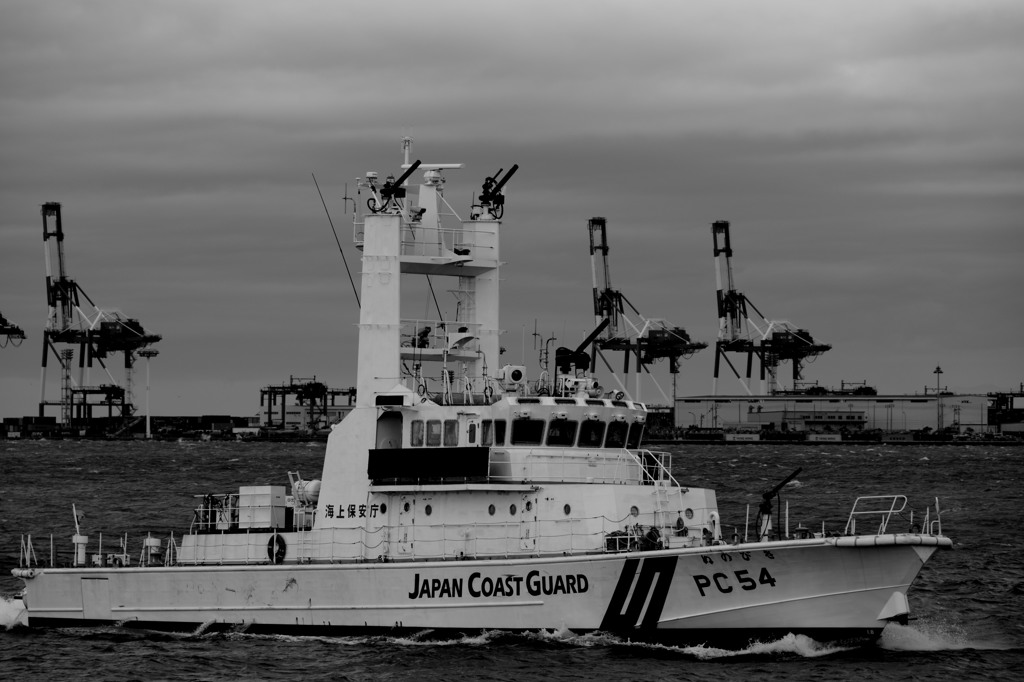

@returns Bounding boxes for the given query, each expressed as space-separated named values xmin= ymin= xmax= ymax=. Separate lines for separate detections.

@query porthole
xmin=425 ymin=504 xmax=432 ymax=516
xmin=684 ymin=508 xmax=693 ymax=520
xmin=488 ymin=504 xmax=496 ymax=516
xmin=630 ymin=505 xmax=639 ymax=517
xmin=563 ymin=504 xmax=571 ymax=516
xmin=404 ymin=502 xmax=410 ymax=513
xmin=379 ymin=503 xmax=387 ymax=514
xmin=510 ymin=504 xmax=517 ymax=515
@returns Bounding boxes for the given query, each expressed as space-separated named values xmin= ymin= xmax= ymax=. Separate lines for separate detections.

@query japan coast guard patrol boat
xmin=13 ymin=144 xmax=952 ymax=645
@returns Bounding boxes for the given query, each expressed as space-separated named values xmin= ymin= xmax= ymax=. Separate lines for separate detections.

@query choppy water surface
xmin=2 ymin=440 xmax=1022 ymax=681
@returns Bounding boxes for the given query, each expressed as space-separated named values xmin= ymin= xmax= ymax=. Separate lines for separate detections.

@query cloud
xmin=1 ymin=1 xmax=1022 ymax=418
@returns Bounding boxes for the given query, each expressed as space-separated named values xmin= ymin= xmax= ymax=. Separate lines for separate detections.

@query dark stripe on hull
xmin=600 ymin=556 xmax=678 ymax=632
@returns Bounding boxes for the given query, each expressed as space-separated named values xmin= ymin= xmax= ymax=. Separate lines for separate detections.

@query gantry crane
xmin=39 ymin=202 xmax=161 ymax=427
xmin=711 ymin=219 xmax=831 ymax=395
xmin=587 ymin=216 xmax=706 ymax=402
xmin=260 ymin=376 xmax=356 ymax=431
xmin=0 ymin=311 xmax=26 ymax=348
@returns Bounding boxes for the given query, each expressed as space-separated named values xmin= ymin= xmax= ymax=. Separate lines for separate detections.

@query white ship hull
xmin=15 ymin=535 xmax=946 ymax=644
xmin=12 ymin=147 xmax=954 ymax=648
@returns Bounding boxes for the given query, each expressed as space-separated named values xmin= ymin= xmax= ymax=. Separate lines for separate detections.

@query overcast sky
xmin=1 ymin=1 xmax=1022 ymax=419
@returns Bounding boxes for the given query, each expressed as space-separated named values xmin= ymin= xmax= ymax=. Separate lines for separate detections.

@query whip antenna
xmin=313 ymin=172 xmax=360 ymax=309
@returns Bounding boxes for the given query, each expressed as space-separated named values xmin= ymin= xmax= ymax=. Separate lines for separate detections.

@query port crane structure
xmin=0 ymin=311 xmax=26 ymax=348
xmin=260 ymin=376 xmax=356 ymax=431
xmin=587 ymin=216 xmax=706 ymax=403
xmin=712 ymin=219 xmax=831 ymax=396
xmin=39 ymin=202 xmax=161 ymax=427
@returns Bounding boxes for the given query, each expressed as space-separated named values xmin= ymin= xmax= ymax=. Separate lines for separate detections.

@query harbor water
xmin=2 ymin=440 xmax=1022 ymax=680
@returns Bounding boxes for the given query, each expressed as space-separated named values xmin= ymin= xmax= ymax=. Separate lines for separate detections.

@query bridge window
xmin=426 ymin=420 xmax=442 ymax=446
xmin=410 ymin=420 xmax=424 ymax=447
xmin=546 ymin=420 xmax=578 ymax=446
xmin=511 ymin=418 xmax=545 ymax=445
xmin=627 ymin=423 xmax=644 ymax=449
xmin=444 ymin=419 xmax=458 ymax=446
xmin=578 ymin=420 xmax=606 ymax=447
xmin=605 ymin=421 xmax=628 ymax=448
xmin=481 ymin=419 xmax=507 ymax=446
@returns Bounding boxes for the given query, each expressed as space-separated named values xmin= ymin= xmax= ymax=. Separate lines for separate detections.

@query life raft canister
xmin=267 ymin=534 xmax=286 ymax=564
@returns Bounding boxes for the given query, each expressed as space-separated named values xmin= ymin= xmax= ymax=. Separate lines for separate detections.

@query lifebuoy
xmin=267 ymin=534 xmax=286 ymax=564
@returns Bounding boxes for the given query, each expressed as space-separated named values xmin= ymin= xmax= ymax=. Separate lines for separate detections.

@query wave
xmin=198 ymin=625 xmax=1024 ymax=658
xmin=512 ymin=627 xmax=854 ymax=658
xmin=197 ymin=627 xmax=855 ymax=659
xmin=8 ymin=614 xmax=1017 ymax=659
xmin=618 ymin=632 xmax=855 ymax=660
xmin=879 ymin=621 xmax=1017 ymax=651
xmin=1 ymin=595 xmax=28 ymax=629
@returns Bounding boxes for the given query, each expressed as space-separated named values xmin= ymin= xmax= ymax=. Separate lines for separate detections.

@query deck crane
xmin=39 ymin=202 xmax=161 ymax=429
xmin=0 ymin=311 xmax=26 ymax=347
xmin=588 ymin=217 xmax=706 ymax=403
xmin=711 ymin=220 xmax=831 ymax=395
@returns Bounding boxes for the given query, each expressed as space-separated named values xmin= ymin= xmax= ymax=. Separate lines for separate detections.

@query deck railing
xmin=352 ymin=222 xmax=498 ymax=261
xmin=18 ymin=503 xmax=717 ymax=569
xmin=842 ymin=494 xmax=942 ymax=536
xmin=179 ymin=506 xmax=717 ymax=565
